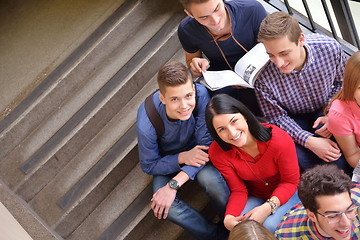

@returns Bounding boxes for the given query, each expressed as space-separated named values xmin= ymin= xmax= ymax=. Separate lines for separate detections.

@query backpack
xmin=144 ymin=85 xmax=199 ymax=137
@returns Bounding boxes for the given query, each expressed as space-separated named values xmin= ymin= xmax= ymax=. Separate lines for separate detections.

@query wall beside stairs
xmin=0 ymin=0 xmax=212 ymax=239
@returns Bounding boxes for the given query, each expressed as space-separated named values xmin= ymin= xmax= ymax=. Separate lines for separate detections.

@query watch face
xmin=169 ymin=179 xmax=179 ymax=190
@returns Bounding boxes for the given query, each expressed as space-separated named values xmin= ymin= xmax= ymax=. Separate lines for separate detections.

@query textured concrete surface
xmin=0 ymin=202 xmax=33 ymax=240
xmin=0 ymin=0 xmax=125 ymax=118
xmin=0 ymin=180 xmax=59 ymax=240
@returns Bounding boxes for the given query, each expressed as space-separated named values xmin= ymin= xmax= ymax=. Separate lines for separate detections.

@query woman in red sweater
xmin=205 ymin=94 xmax=300 ymax=233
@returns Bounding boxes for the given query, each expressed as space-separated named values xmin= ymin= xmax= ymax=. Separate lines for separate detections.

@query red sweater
xmin=209 ymin=124 xmax=300 ymax=217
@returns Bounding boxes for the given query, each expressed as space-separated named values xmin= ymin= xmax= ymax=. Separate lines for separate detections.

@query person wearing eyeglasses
xmin=177 ymin=0 xmax=267 ymax=116
xmin=275 ymin=164 xmax=360 ymax=240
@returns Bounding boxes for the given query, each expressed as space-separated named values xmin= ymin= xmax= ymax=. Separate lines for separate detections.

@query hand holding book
xmin=199 ymin=43 xmax=269 ymax=91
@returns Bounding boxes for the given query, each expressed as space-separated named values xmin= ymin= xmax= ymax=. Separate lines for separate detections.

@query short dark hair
xmin=298 ymin=165 xmax=354 ymax=213
xmin=205 ymin=94 xmax=271 ymax=151
xmin=178 ymin=0 xmax=211 ymax=10
xmin=258 ymin=11 xmax=302 ymax=44
xmin=157 ymin=61 xmax=193 ymax=94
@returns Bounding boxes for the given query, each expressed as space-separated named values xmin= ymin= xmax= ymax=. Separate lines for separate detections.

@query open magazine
xmin=199 ymin=43 xmax=269 ymax=90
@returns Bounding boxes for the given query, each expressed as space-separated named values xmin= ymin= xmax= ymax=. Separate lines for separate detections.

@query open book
xmin=199 ymin=43 xmax=269 ymax=90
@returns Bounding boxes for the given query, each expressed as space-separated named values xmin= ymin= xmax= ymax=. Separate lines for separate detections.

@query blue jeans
xmin=240 ymin=192 xmax=300 ymax=233
xmin=152 ymin=163 xmax=230 ymax=240
xmin=290 ymin=109 xmax=353 ymax=176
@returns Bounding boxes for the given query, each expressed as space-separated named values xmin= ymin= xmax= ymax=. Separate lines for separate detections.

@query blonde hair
xmin=325 ymin=51 xmax=360 ymax=113
xmin=229 ymin=219 xmax=277 ymax=240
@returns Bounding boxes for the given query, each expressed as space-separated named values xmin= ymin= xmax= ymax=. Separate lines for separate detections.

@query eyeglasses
xmin=315 ymin=205 xmax=360 ymax=224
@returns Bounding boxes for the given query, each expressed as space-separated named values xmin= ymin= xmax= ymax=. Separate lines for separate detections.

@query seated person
xmin=255 ymin=11 xmax=352 ymax=175
xmin=229 ymin=219 xmax=277 ymax=240
xmin=178 ymin=0 xmax=267 ymax=116
xmin=275 ymin=165 xmax=360 ymax=239
xmin=137 ymin=62 xmax=230 ymax=240
xmin=327 ymin=50 xmax=360 ymax=168
xmin=205 ymin=94 xmax=300 ymax=233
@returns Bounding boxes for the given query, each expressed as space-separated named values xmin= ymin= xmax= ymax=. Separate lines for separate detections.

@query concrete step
xmin=0 ymin=0 xmax=137 ymax=158
xmin=0 ymin=180 xmax=60 ymax=240
xmin=0 ymin=0 xmax=184 ymax=190
xmin=122 ymin=180 xmax=211 ymax=240
xmin=0 ymin=0 xmax=213 ymax=238
xmin=64 ymin=164 xmax=211 ymax=240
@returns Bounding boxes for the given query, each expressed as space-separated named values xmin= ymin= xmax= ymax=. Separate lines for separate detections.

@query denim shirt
xmin=137 ymin=83 xmax=213 ymax=180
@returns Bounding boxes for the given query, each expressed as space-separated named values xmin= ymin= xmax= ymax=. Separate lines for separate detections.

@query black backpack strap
xmin=144 ymin=92 xmax=164 ymax=137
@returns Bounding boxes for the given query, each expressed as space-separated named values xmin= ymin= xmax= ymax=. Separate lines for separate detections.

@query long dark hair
xmin=206 ymin=94 xmax=272 ymax=151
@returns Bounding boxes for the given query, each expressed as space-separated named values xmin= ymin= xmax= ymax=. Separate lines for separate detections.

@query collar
xmin=289 ymin=41 xmax=313 ymax=74
xmin=307 ymin=219 xmax=332 ymax=240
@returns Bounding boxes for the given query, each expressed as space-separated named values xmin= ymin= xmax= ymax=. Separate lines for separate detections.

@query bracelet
xmin=266 ymin=198 xmax=278 ymax=215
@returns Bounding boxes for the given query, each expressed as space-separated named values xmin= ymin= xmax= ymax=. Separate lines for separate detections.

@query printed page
xmin=234 ymin=43 xmax=269 ymax=86
xmin=202 ymin=70 xmax=252 ymax=90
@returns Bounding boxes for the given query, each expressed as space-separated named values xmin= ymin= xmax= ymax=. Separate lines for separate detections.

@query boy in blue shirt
xmin=137 ymin=61 xmax=229 ymax=240
xmin=177 ymin=0 xmax=267 ymax=116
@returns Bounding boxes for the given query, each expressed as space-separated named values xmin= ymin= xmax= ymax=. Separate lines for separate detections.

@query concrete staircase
xmin=0 ymin=0 xmax=212 ymax=239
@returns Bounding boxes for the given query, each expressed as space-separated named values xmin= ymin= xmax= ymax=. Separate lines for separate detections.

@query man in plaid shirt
xmin=275 ymin=165 xmax=360 ymax=239
xmin=254 ymin=12 xmax=352 ymax=175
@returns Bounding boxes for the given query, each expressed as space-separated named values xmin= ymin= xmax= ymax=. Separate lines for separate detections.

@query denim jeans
xmin=240 ymin=192 xmax=300 ymax=233
xmin=152 ymin=163 xmax=230 ymax=240
xmin=290 ymin=109 xmax=353 ymax=176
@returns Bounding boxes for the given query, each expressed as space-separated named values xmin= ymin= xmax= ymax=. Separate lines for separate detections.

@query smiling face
xmin=212 ymin=113 xmax=253 ymax=149
xmin=263 ymin=34 xmax=307 ymax=73
xmin=307 ymin=192 xmax=355 ymax=240
xmin=159 ymin=79 xmax=195 ymax=121
xmin=185 ymin=0 xmax=229 ymax=35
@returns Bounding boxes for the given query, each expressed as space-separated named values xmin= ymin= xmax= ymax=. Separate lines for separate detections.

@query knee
xmin=197 ymin=164 xmax=223 ymax=185
xmin=166 ymin=198 xmax=188 ymax=222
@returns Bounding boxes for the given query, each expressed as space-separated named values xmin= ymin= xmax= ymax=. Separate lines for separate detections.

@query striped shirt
xmin=254 ymin=34 xmax=348 ymax=146
xmin=275 ymin=184 xmax=360 ymax=239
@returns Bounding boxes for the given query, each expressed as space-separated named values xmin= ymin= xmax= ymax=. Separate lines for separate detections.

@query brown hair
xmin=298 ymin=165 xmax=353 ymax=213
xmin=229 ymin=219 xmax=277 ymax=240
xmin=325 ymin=51 xmax=360 ymax=113
xmin=258 ymin=11 xmax=302 ymax=44
xmin=157 ymin=61 xmax=193 ymax=94
xmin=179 ymin=0 xmax=213 ymax=11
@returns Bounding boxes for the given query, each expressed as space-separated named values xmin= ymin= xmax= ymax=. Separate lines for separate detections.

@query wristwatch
xmin=169 ymin=179 xmax=180 ymax=190
xmin=267 ymin=198 xmax=278 ymax=214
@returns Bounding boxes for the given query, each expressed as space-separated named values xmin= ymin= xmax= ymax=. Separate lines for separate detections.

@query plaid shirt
xmin=275 ymin=184 xmax=360 ymax=239
xmin=254 ymin=34 xmax=347 ymax=146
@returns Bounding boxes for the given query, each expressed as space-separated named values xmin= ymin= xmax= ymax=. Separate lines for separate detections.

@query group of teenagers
xmin=136 ymin=0 xmax=360 ymax=239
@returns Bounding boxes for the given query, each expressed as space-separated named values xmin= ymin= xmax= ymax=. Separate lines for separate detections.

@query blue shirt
xmin=254 ymin=34 xmax=348 ymax=146
xmin=275 ymin=183 xmax=360 ymax=239
xmin=178 ymin=0 xmax=267 ymax=71
xmin=137 ymin=84 xmax=213 ymax=180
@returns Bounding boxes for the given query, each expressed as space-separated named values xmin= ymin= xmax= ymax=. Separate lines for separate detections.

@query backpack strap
xmin=144 ymin=92 xmax=164 ymax=137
